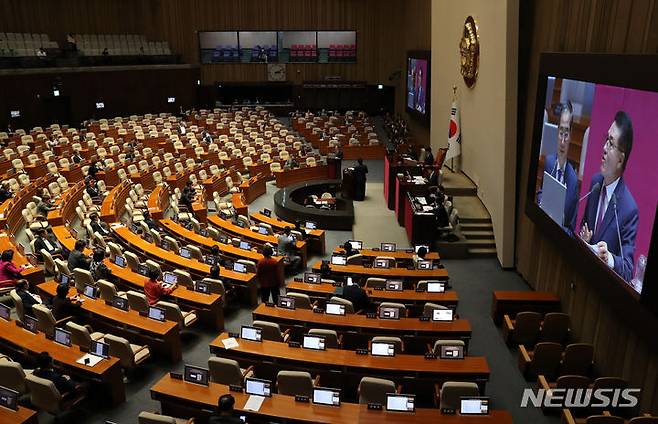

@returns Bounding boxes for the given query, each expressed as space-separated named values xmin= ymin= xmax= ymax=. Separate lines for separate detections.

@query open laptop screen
xmin=240 ymin=325 xmax=262 ymax=342
xmin=302 ymin=335 xmax=326 ymax=350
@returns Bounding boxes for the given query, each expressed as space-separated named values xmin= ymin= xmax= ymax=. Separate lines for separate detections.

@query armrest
xmin=434 ymin=383 xmax=441 ymax=406
xmin=133 ymin=344 xmax=149 ymax=354
xmin=55 ymin=316 xmax=74 ymax=326
xmin=186 ymin=419 xmax=195 ymax=424
xmin=518 ymin=344 xmax=531 ymax=375
xmin=561 ymin=408 xmax=576 ymax=424
xmin=538 ymin=375 xmax=551 ymax=393
xmin=241 ymin=365 xmax=255 ymax=379
xmin=355 ymin=309 xmax=364 ymax=315
xmin=426 ymin=343 xmax=433 ymax=354
xmin=400 ymin=340 xmax=406 ymax=353
xmin=282 ymin=329 xmax=290 ymax=342
xmin=313 ymin=375 xmax=321 ymax=387
xmin=502 ymin=314 xmax=514 ymax=344
xmin=395 ymin=384 xmax=402 ymax=394
xmin=337 ymin=334 xmax=343 ymax=348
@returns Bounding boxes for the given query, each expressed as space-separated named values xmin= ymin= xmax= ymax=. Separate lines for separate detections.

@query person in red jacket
xmin=257 ymin=245 xmax=283 ymax=304
xmin=0 ymin=250 xmax=26 ymax=288
xmin=143 ymin=268 xmax=176 ymax=305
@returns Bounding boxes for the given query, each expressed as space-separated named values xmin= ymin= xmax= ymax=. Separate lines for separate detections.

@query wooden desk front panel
xmin=47 ymin=181 xmax=85 ymax=226
xmin=312 ymin=261 xmax=449 ymax=281
xmin=274 ymin=164 xmax=330 ymax=188
xmin=491 ymin=291 xmax=561 ymax=325
xmin=334 ymin=247 xmax=440 ymax=261
xmin=251 ymin=212 xmax=326 ymax=255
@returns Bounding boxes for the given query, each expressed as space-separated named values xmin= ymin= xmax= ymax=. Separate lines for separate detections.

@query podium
xmin=341 ymin=168 xmax=357 ymax=199
xmin=327 ymin=155 xmax=342 ymax=179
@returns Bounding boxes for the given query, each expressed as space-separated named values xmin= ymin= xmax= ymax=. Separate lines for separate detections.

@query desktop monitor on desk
xmin=54 ymin=328 xmax=71 ymax=347
xmin=113 ymin=255 xmax=126 ymax=267
xmin=386 ymin=394 xmax=415 ymax=412
xmin=313 ymin=387 xmax=340 ymax=406
xmin=432 ymin=308 xmax=454 ymax=322
xmin=302 ymin=334 xmax=326 ymax=350
xmin=90 ymin=340 xmax=110 ymax=358
xmin=83 ymin=284 xmax=97 ymax=299
xmin=23 ymin=315 xmax=39 ymax=333
xmin=239 ymin=241 xmax=251 ymax=250
xmin=385 ymin=280 xmax=403 ymax=291
xmin=195 ymin=281 xmax=211 ymax=294
xmin=184 ymin=365 xmax=209 ymax=386
xmin=379 ymin=306 xmax=400 ymax=320
xmin=426 ymin=282 xmax=445 ymax=293
xmin=325 ymin=303 xmax=346 ymax=316
xmin=304 ymin=221 xmax=317 ymax=230
xmin=179 ymin=247 xmax=192 ymax=259
xmin=304 ymin=272 xmax=321 ymax=284
xmin=278 ymin=296 xmax=295 ymax=310
xmin=381 ymin=242 xmax=397 ymax=252
xmin=417 ymin=260 xmax=432 ymax=270
xmin=440 ymin=344 xmax=465 ymax=360
xmin=245 ymin=377 xmax=272 ymax=397
xmin=112 ymin=295 xmax=129 ymax=311
xmin=148 ymin=306 xmax=166 ymax=322
xmin=262 ymin=208 xmax=272 ymax=218
xmin=0 ymin=303 xmax=9 ymax=320
xmin=162 ymin=272 xmax=177 ymax=288
xmin=371 ymin=341 xmax=396 ymax=357
xmin=373 ymin=259 xmax=390 ymax=269
xmin=241 ymin=325 xmax=262 ymax=342
xmin=331 ymin=255 xmax=347 ymax=266
xmin=460 ymin=397 xmax=490 ymax=415
xmin=233 ymin=262 xmax=248 ymax=273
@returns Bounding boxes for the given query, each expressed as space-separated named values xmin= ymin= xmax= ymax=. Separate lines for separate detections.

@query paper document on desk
xmin=415 ymin=197 xmax=427 ymax=205
xmin=422 ymin=206 xmax=434 ymax=212
xmin=76 ymin=353 xmax=103 ymax=367
xmin=222 ymin=337 xmax=239 ymax=350
xmin=110 ymin=223 xmax=124 ymax=229
xmin=244 ymin=395 xmax=265 ymax=412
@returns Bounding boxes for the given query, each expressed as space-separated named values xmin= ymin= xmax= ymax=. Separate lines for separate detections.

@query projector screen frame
xmin=525 ymin=52 xmax=658 ymax=329
xmin=405 ymin=49 xmax=431 ymax=125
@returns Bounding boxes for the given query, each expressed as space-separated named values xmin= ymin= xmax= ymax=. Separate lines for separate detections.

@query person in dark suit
xmin=353 ymin=158 xmax=368 ymax=201
xmin=537 ymin=103 xmax=579 ymax=236
xmin=426 ymin=167 xmax=439 ymax=187
xmin=579 ymin=111 xmax=638 ymax=282
xmin=89 ymin=213 xmax=111 ymax=237
xmin=67 ymin=240 xmax=91 ymax=271
xmin=71 ymin=151 xmax=84 ymax=164
xmin=34 ymin=352 xmax=85 ymax=398
xmin=33 ymin=229 xmax=63 ymax=261
xmin=15 ymin=279 xmax=41 ymax=316
xmin=208 ymin=394 xmax=243 ymax=424
xmin=338 ymin=283 xmax=373 ymax=313
xmin=0 ymin=182 xmax=13 ymax=202
xmin=51 ymin=282 xmax=81 ymax=320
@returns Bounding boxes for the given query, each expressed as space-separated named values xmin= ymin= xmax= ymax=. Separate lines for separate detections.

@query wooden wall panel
xmin=516 ymin=0 xmax=658 ymax=414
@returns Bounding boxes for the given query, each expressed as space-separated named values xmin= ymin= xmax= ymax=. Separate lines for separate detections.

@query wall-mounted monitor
xmin=406 ymin=50 xmax=430 ymax=124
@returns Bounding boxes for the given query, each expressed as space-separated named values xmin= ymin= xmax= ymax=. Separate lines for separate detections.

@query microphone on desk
xmin=611 ymin=193 xmax=625 ymax=278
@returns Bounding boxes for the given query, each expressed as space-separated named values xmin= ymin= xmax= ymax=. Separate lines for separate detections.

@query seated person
xmin=343 ymin=241 xmax=359 ymax=257
xmin=276 ymin=227 xmax=302 ymax=273
xmin=0 ymin=249 xmax=27 ymax=287
xmin=0 ymin=182 xmax=13 ymax=202
xmin=15 ymin=279 xmax=41 ymax=316
xmin=144 ymin=268 xmax=176 ymax=305
xmin=85 ymin=178 xmax=100 ymax=198
xmin=412 ymin=246 xmax=429 ymax=266
xmin=142 ymin=211 xmax=158 ymax=230
xmin=284 ymin=157 xmax=299 ymax=169
xmin=338 ymin=281 xmax=373 ymax=313
xmin=35 ymin=194 xmax=55 ymax=219
xmin=89 ymin=248 xmax=111 ymax=281
xmin=89 ymin=213 xmax=111 ymax=237
xmin=71 ymin=151 xmax=84 ymax=164
xmin=208 ymin=394 xmax=243 ymax=424
xmin=34 ymin=352 xmax=85 ymax=399
xmin=33 ymin=229 xmax=64 ymax=261
xmin=68 ymin=240 xmax=91 ymax=271
xmin=209 ymin=264 xmax=221 ymax=279
xmin=51 ymin=282 xmax=81 ymax=320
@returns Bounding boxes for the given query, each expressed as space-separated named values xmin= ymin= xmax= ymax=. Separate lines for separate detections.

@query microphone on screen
xmin=578 ymin=182 xmax=601 ymax=203
xmin=611 ymin=193 xmax=625 ymax=278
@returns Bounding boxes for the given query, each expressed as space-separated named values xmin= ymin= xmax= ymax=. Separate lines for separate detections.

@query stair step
xmin=461 ymin=223 xmax=493 ymax=232
xmin=466 ymin=239 xmax=496 ymax=248
xmin=462 ymin=230 xmax=494 ymax=240
xmin=459 ymin=216 xmax=492 ymax=224
xmin=469 ymin=247 xmax=498 ymax=256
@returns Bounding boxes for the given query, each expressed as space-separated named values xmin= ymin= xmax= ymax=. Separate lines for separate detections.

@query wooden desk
xmin=210 ymin=333 xmax=489 ymax=403
xmin=333 ymin=247 xmax=439 ymax=261
xmin=491 ymin=291 xmax=562 ymax=325
xmin=239 ymin=174 xmax=267 ymax=204
xmin=106 ymin=261 xmax=224 ymax=330
xmin=100 ymin=180 xmax=131 ymax=223
xmin=0 ymin=174 xmax=56 ymax=234
xmin=147 ymin=185 xmax=170 ymax=220
xmin=395 ymin=175 xmax=428 ymax=226
xmin=274 ymin=163 xmax=330 ymax=188
xmin=47 ymin=181 xmax=85 ymax=226
xmin=208 ymin=215 xmax=308 ymax=267
xmin=312 ymin=261 xmax=449 ymax=281
xmin=231 ymin=193 xmax=248 ymax=217
xmin=24 ymin=161 xmax=49 ymax=180
xmin=286 ymin=281 xmax=458 ymax=309
xmin=0 ymin=318 xmax=125 ymax=405
xmin=151 ymin=375 xmax=512 ymax=424
xmin=112 ymin=226 xmax=258 ymax=306
xmin=252 ymin=304 xmax=471 ymax=353
xmin=0 ymin=405 xmax=38 ymax=424
xmin=37 ymin=280 xmax=182 ymax=362
xmin=251 ymin=212 xmax=326 ymax=255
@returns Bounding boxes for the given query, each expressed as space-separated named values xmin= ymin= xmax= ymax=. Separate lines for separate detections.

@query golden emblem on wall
xmin=459 ymin=16 xmax=479 ymax=88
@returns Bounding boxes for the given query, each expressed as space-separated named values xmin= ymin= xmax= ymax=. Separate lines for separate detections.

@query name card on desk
xmin=288 ymin=341 xmax=301 ymax=348
xmin=366 ymin=312 xmax=377 ymax=319
xmin=419 ymin=316 xmax=430 ymax=322
xmin=356 ymin=348 xmax=369 ymax=355
xmin=368 ymin=403 xmax=383 ymax=410
xmin=295 ymin=395 xmax=310 ymax=403
xmin=244 ymin=395 xmax=265 ymax=412
xmin=222 ymin=337 xmax=240 ymax=350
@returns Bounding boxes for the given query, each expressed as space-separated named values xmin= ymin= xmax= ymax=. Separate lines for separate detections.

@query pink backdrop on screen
xmin=577 ymin=84 xmax=658 ymax=269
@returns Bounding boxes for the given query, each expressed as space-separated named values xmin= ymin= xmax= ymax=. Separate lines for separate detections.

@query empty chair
xmin=208 ymin=357 xmax=254 ymax=386
xmin=539 ymin=312 xmax=570 ymax=343
xmin=378 ymin=302 xmax=406 ymax=317
xmin=345 ymin=254 xmax=363 ymax=265
xmin=184 ymin=244 xmax=204 ymax=260
xmin=104 ymin=334 xmax=150 ymax=370
xmin=252 ymin=320 xmax=289 ymax=342
xmin=66 ymin=321 xmax=105 ymax=347
xmin=33 ymin=304 xmax=69 ymax=337
xmin=503 ymin=311 xmax=542 ymax=347
xmin=97 ymin=279 xmax=126 ymax=301
xmin=155 ymin=301 xmax=198 ymax=329
xmin=358 ymin=377 xmax=396 ymax=405
xmin=25 ymin=373 xmax=85 ymax=417
xmin=0 ymin=360 xmax=30 ymax=395
xmin=432 ymin=339 xmax=466 ymax=355
xmin=277 ymin=371 xmax=317 ymax=397
xmin=438 ymin=382 xmax=480 ymax=413
xmin=126 ymin=290 xmax=149 ymax=313
xmin=365 ymin=277 xmax=386 ymax=289
xmin=308 ymin=329 xmax=340 ymax=349
xmin=286 ymin=292 xmax=314 ymax=310
xmin=73 ymin=268 xmax=95 ymax=292
xmin=518 ymin=342 xmax=562 ymax=381
xmin=137 ymin=411 xmax=194 ymax=424
xmin=561 ymin=343 xmax=594 ymax=376
xmin=372 ymin=336 xmax=404 ymax=354
xmin=173 ymin=269 xmax=194 ymax=289
xmin=328 ymin=296 xmax=355 ymax=314
xmin=124 ymin=251 xmax=141 ymax=271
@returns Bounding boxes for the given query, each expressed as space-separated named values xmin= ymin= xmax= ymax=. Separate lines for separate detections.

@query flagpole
xmin=450 ymin=85 xmax=456 ymax=173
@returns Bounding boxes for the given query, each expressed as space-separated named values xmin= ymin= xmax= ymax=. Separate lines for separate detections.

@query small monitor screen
xmin=60 ymin=274 xmax=70 ymax=285
xmin=241 ymin=325 xmax=262 ymax=342
xmin=257 ymin=227 xmax=269 ymax=235
xmin=90 ymin=340 xmax=110 ymax=358
xmin=417 ymin=260 xmax=432 ymax=270
xmin=196 ymin=281 xmax=211 ymax=294
xmin=245 ymin=377 xmax=272 ymax=397
xmin=414 ymin=245 xmax=430 ymax=253
xmin=218 ymin=234 xmax=229 ymax=244
xmin=179 ymin=248 xmax=191 ymax=258
xmin=379 ymin=307 xmax=400 ymax=320
xmin=239 ymin=241 xmax=251 ymax=250
xmin=304 ymin=272 xmax=321 ymax=284
xmin=440 ymin=344 xmax=465 ymax=360
xmin=262 ymin=208 xmax=272 ymax=217
xmin=83 ymin=284 xmax=96 ymax=299
xmin=205 ymin=255 xmax=218 ymax=266
xmin=148 ymin=306 xmax=166 ymax=322
xmin=167 ymin=97 xmax=176 ymax=103
xmin=348 ymin=240 xmax=362 ymax=250
xmin=54 ymin=328 xmax=71 ymax=347
xmin=278 ymin=296 xmax=295 ymax=309
xmin=138 ymin=264 xmax=149 ymax=276
xmin=386 ymin=280 xmax=403 ymax=291
xmin=346 ymin=276 xmax=355 ymax=286
xmin=0 ymin=386 xmax=18 ymax=411
xmin=460 ymin=397 xmax=489 ymax=415
xmin=427 ymin=282 xmax=445 ymax=293
xmin=114 ymin=255 xmax=126 ymax=267
xmin=130 ymin=223 xmax=140 ymax=233
xmin=10 ymin=110 xmax=20 ymax=118
xmin=331 ymin=255 xmax=346 ymax=266
xmin=371 ymin=342 xmax=395 ymax=357
xmin=381 ymin=243 xmax=396 ymax=252
xmin=432 ymin=309 xmax=454 ymax=322
xmin=313 ymin=387 xmax=340 ymax=406
xmin=304 ymin=221 xmax=317 ymax=230
xmin=303 ymin=335 xmax=326 ymax=350
xmin=236 ymin=220 xmax=246 ymax=228
xmin=23 ymin=315 xmax=38 ymax=333
xmin=162 ymin=272 xmax=178 ymax=286
xmin=0 ymin=303 xmax=10 ymax=320
xmin=160 ymin=240 xmax=170 ymax=250
xmin=96 ymin=102 xmax=105 ymax=109
xmin=233 ymin=262 xmax=247 ymax=273
xmin=199 ymin=228 xmax=209 ymax=237
xmin=325 ymin=303 xmax=346 ymax=316
xmin=184 ymin=365 xmax=209 ymax=386
xmin=386 ymin=394 xmax=415 ymax=412
xmin=374 ymin=259 xmax=389 ymax=269
xmin=112 ymin=295 xmax=129 ymax=311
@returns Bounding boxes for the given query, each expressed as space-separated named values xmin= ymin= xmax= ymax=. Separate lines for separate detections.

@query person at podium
xmin=353 ymin=158 xmax=368 ymax=201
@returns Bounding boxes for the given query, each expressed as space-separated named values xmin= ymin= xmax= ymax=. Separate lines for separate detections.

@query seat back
xmin=529 ymin=342 xmax=563 ymax=380
xmin=433 ymin=340 xmax=465 ymax=355
xmin=345 ymin=254 xmax=363 ymax=265
xmin=25 ymin=373 xmax=63 ymax=415
xmin=277 ymin=370 xmax=313 ymax=397
xmin=378 ymin=302 xmax=406 ymax=316
xmin=137 ymin=411 xmax=179 ymax=424
xmin=124 ymin=251 xmax=141 ymax=271
xmin=252 ymin=320 xmax=283 ymax=342
xmin=540 ymin=312 xmax=570 ymax=343
xmin=104 ymin=333 xmax=136 ymax=369
xmin=236 ymin=259 xmax=256 ymax=273
xmin=33 ymin=304 xmax=56 ymax=336
xmin=156 ymin=301 xmax=185 ymax=327
xmin=173 ymin=269 xmax=194 ymax=289
xmin=73 ymin=268 xmax=95 ymax=292
xmin=513 ymin=311 xmax=543 ymax=346
xmin=308 ymin=329 xmax=339 ymax=349
xmin=287 ymin=292 xmax=313 ymax=310
xmin=555 ymin=374 xmax=591 ymax=390
xmin=208 ymin=357 xmax=244 ymax=386
xmin=561 ymin=343 xmax=594 ymax=376
xmin=328 ymin=296 xmax=354 ymax=314
xmin=440 ymin=382 xmax=480 ymax=412
xmin=66 ymin=321 xmax=93 ymax=347
xmin=97 ymin=279 xmax=119 ymax=301
xmin=0 ymin=361 xmax=28 ymax=394
xmin=365 ymin=277 xmax=386 ymax=289
xmin=372 ymin=336 xmax=403 ymax=353
xmin=358 ymin=377 xmax=395 ymax=405
xmin=584 ymin=417 xmax=625 ymax=424
xmin=10 ymin=290 xmax=25 ymax=321
xmin=126 ymin=290 xmax=149 ymax=313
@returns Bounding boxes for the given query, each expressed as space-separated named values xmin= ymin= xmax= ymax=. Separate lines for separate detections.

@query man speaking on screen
xmin=579 ymin=111 xmax=638 ymax=282
xmin=539 ymin=102 xmax=579 ymax=235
